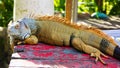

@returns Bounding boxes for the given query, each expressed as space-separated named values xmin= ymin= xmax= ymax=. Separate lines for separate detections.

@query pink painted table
xmin=9 ymin=30 xmax=120 ymax=68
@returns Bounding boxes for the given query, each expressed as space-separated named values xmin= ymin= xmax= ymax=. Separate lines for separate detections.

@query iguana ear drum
xmin=113 ymin=46 xmax=120 ymax=60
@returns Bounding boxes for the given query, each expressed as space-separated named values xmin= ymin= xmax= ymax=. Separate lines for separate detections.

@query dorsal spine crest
xmin=34 ymin=16 xmax=117 ymax=45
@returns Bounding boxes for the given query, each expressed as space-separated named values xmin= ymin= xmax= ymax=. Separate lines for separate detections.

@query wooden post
xmin=13 ymin=0 xmax=54 ymax=21
xmin=65 ymin=0 xmax=78 ymax=22
xmin=65 ymin=0 xmax=72 ymax=21
xmin=72 ymin=0 xmax=78 ymax=22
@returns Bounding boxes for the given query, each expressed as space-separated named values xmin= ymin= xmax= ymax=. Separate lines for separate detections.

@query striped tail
xmin=101 ymin=39 xmax=120 ymax=60
xmin=99 ymin=38 xmax=120 ymax=60
xmin=113 ymin=46 xmax=120 ymax=60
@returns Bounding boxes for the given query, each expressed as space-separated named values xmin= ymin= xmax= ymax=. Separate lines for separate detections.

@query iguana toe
xmin=90 ymin=51 xmax=108 ymax=65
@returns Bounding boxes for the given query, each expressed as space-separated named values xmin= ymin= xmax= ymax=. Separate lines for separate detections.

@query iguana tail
xmin=113 ymin=46 xmax=120 ymax=60
xmin=71 ymin=32 xmax=120 ymax=64
xmin=83 ymin=29 xmax=120 ymax=60
xmin=86 ymin=28 xmax=120 ymax=60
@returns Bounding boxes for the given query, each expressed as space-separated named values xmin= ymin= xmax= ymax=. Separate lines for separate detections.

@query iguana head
xmin=8 ymin=18 xmax=32 ymax=40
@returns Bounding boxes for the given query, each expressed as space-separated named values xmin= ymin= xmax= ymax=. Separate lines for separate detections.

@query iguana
xmin=7 ymin=16 xmax=120 ymax=64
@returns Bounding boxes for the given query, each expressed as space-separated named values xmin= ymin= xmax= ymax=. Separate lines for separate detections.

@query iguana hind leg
xmin=71 ymin=37 xmax=108 ymax=64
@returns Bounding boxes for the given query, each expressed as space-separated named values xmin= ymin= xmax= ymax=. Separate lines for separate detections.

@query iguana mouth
xmin=22 ymin=33 xmax=31 ymax=40
xmin=9 ymin=33 xmax=19 ymax=36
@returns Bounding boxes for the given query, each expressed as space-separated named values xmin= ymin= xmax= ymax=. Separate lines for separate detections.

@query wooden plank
xmin=9 ymin=29 xmax=120 ymax=68
xmin=9 ymin=59 xmax=54 ymax=68
xmin=65 ymin=0 xmax=73 ymax=21
xmin=72 ymin=0 xmax=78 ymax=22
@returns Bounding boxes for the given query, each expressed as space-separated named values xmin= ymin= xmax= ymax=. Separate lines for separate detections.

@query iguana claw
xmin=90 ymin=51 xmax=108 ymax=65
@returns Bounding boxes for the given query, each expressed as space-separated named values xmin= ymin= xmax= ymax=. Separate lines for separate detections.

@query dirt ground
xmin=77 ymin=16 xmax=120 ymax=30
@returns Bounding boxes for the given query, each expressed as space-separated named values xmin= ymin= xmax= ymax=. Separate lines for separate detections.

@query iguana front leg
xmin=24 ymin=35 xmax=38 ymax=45
xmin=71 ymin=37 xmax=108 ymax=64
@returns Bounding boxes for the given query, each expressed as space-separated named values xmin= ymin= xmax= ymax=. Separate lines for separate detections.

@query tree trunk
xmin=0 ymin=27 xmax=13 ymax=68
xmin=95 ymin=0 xmax=103 ymax=12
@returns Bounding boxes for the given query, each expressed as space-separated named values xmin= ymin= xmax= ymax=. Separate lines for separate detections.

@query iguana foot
xmin=90 ymin=50 xmax=108 ymax=65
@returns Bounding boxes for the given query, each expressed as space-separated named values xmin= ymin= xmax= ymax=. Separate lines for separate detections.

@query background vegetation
xmin=0 ymin=0 xmax=120 ymax=27
xmin=0 ymin=0 xmax=13 ymax=27
xmin=54 ymin=0 xmax=120 ymax=15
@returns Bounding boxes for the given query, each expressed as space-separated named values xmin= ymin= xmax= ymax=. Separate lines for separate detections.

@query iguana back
xmin=35 ymin=18 xmax=78 ymax=46
xmin=35 ymin=16 xmax=117 ymax=46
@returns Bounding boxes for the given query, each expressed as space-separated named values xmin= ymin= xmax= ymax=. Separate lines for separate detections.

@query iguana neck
xmin=18 ymin=18 xmax=41 ymax=40
xmin=26 ymin=18 xmax=38 ymax=34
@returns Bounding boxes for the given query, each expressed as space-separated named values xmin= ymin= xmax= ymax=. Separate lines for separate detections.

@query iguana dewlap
xmin=8 ymin=16 xmax=120 ymax=64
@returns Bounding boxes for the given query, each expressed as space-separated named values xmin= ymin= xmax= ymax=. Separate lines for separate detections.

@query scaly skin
xmin=8 ymin=16 xmax=120 ymax=64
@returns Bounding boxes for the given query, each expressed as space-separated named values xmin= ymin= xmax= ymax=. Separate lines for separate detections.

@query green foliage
xmin=54 ymin=0 xmax=65 ymax=12
xmin=0 ymin=0 xmax=13 ymax=27
xmin=109 ymin=0 xmax=120 ymax=15
xmin=78 ymin=0 xmax=97 ymax=13
xmin=78 ymin=0 xmax=120 ymax=15
xmin=54 ymin=0 xmax=120 ymax=15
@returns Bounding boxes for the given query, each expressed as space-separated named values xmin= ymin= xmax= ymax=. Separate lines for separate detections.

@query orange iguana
xmin=7 ymin=16 xmax=120 ymax=64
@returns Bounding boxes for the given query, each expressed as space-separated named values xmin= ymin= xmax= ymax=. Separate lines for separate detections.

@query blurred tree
xmin=109 ymin=0 xmax=120 ymax=15
xmin=94 ymin=0 xmax=103 ymax=12
xmin=54 ymin=0 xmax=65 ymax=12
xmin=78 ymin=0 xmax=97 ymax=13
xmin=0 ymin=0 xmax=13 ymax=27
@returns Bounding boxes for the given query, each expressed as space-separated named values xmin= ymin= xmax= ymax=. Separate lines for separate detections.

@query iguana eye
xmin=15 ymin=24 xmax=20 ymax=29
